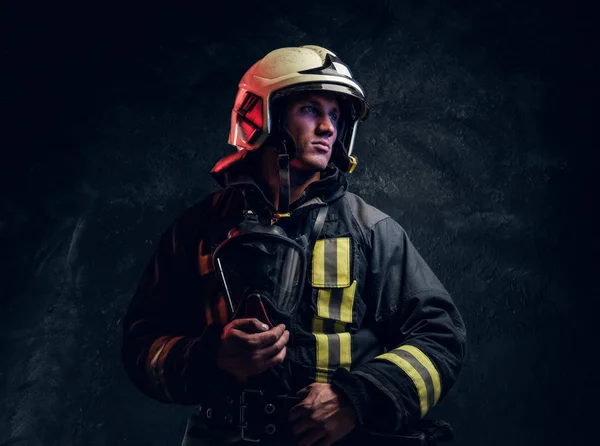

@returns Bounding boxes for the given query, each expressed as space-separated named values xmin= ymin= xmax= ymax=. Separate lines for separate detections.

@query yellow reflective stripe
xmin=323 ymin=239 xmax=337 ymax=286
xmin=314 ymin=332 xmax=352 ymax=383
xmin=399 ymin=345 xmax=441 ymax=404
xmin=315 ymin=333 xmax=329 ymax=383
xmin=148 ymin=337 xmax=169 ymax=379
xmin=339 ymin=333 xmax=351 ymax=370
xmin=339 ymin=281 xmax=356 ymax=323
xmin=313 ymin=240 xmax=326 ymax=287
xmin=312 ymin=317 xmax=346 ymax=334
xmin=147 ymin=336 xmax=185 ymax=402
xmin=378 ymin=352 xmax=429 ymax=417
xmin=316 ymin=289 xmax=332 ymax=319
xmin=336 ymin=237 xmax=351 ymax=286
xmin=157 ymin=336 xmax=184 ymax=401
xmin=312 ymin=237 xmax=351 ymax=287
xmin=316 ymin=280 xmax=357 ymax=323
xmin=333 ymin=320 xmax=346 ymax=333
xmin=312 ymin=317 xmax=325 ymax=333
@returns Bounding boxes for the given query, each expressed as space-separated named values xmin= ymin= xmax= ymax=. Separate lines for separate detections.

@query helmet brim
xmin=271 ymin=82 xmax=369 ymax=121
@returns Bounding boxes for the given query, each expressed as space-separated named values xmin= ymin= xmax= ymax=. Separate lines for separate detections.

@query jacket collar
xmin=211 ymin=151 xmax=347 ymax=211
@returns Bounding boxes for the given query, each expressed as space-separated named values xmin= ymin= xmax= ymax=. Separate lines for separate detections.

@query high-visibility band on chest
xmin=312 ymin=237 xmax=352 ymax=288
xmin=314 ymin=332 xmax=352 ymax=383
xmin=315 ymin=282 xmax=356 ymax=323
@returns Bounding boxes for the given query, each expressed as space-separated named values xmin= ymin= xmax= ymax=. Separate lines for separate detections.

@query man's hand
xmin=288 ymin=383 xmax=357 ymax=446
xmin=216 ymin=318 xmax=289 ymax=383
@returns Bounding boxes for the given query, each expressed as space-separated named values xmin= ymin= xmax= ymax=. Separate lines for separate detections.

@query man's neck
xmin=260 ymin=146 xmax=322 ymax=210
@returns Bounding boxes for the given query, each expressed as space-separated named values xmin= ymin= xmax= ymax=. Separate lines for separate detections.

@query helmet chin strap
xmin=276 ymin=138 xmax=291 ymax=219
xmin=270 ymin=116 xmax=298 ymax=220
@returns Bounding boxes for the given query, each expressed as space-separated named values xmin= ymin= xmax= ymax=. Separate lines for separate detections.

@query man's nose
xmin=315 ymin=116 xmax=335 ymax=137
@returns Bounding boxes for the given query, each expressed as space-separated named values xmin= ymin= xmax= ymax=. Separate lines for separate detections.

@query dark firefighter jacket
xmin=121 ymin=158 xmax=467 ymax=437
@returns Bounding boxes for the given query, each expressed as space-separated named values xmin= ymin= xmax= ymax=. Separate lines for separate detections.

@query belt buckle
xmin=239 ymin=389 xmax=263 ymax=442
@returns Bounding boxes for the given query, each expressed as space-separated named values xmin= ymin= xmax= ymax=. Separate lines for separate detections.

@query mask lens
xmin=214 ymin=234 xmax=306 ymax=316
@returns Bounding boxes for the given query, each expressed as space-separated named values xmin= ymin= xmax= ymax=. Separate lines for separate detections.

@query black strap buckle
xmin=239 ymin=389 xmax=262 ymax=442
xmin=238 ymin=389 xmax=302 ymax=442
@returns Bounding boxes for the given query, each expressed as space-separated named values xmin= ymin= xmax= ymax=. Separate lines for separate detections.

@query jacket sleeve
xmin=121 ymin=199 xmax=233 ymax=405
xmin=330 ymin=216 xmax=467 ymax=433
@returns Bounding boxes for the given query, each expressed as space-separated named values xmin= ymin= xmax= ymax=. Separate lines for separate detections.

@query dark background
xmin=1 ymin=1 xmax=597 ymax=445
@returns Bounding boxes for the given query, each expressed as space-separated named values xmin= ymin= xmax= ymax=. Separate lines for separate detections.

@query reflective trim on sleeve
xmin=204 ymin=299 xmax=214 ymax=326
xmin=216 ymin=294 xmax=229 ymax=326
xmin=198 ymin=240 xmax=214 ymax=276
xmin=314 ymin=332 xmax=352 ymax=383
xmin=147 ymin=335 xmax=186 ymax=401
xmin=400 ymin=345 xmax=441 ymax=405
xmin=204 ymin=295 xmax=229 ymax=327
xmin=376 ymin=345 xmax=441 ymax=417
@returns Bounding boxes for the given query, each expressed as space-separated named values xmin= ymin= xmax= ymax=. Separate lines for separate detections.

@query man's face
xmin=284 ymin=92 xmax=340 ymax=173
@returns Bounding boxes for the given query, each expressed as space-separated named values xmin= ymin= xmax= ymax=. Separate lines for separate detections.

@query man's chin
xmin=290 ymin=165 xmax=327 ymax=177
xmin=290 ymin=158 xmax=330 ymax=173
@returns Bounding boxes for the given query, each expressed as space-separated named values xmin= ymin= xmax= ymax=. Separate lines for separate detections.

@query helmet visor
xmin=271 ymin=82 xmax=369 ymax=121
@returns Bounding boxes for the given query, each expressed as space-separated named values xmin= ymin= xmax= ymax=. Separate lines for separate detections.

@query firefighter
xmin=122 ymin=45 xmax=467 ymax=446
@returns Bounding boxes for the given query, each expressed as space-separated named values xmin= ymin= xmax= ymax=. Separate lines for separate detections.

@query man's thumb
xmin=231 ymin=318 xmax=269 ymax=333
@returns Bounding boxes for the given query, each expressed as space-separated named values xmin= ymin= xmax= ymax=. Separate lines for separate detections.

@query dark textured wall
xmin=1 ymin=1 xmax=596 ymax=445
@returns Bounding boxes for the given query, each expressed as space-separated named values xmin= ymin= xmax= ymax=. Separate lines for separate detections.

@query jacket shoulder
xmin=342 ymin=192 xmax=391 ymax=230
xmin=173 ymin=188 xmax=236 ymax=224
xmin=161 ymin=189 xmax=232 ymax=245
xmin=171 ymin=192 xmax=216 ymax=225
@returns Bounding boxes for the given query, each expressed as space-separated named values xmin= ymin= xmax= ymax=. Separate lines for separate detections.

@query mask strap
xmin=239 ymin=187 xmax=255 ymax=219
xmin=277 ymin=140 xmax=291 ymax=216
xmin=308 ymin=206 xmax=328 ymax=250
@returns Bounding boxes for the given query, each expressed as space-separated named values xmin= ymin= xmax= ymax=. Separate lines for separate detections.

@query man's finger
xmin=257 ymin=329 xmax=289 ymax=359
xmin=229 ymin=318 xmax=270 ymax=333
xmin=316 ymin=437 xmax=333 ymax=446
xmin=291 ymin=416 xmax=314 ymax=436
xmin=251 ymin=346 xmax=286 ymax=376
xmin=288 ymin=402 xmax=307 ymax=422
xmin=248 ymin=324 xmax=286 ymax=349
xmin=296 ymin=385 xmax=312 ymax=396
xmin=267 ymin=345 xmax=287 ymax=367
xmin=298 ymin=428 xmax=326 ymax=446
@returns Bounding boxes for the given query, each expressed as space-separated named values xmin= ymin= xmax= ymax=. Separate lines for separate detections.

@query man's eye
xmin=330 ymin=113 xmax=339 ymax=122
xmin=302 ymin=106 xmax=316 ymax=113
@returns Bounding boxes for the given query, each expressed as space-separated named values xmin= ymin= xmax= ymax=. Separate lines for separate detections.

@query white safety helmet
xmin=228 ymin=45 xmax=369 ymax=173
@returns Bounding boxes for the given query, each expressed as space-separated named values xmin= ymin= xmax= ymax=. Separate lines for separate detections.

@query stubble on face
xmin=284 ymin=92 xmax=339 ymax=175
xmin=257 ymin=92 xmax=341 ymax=205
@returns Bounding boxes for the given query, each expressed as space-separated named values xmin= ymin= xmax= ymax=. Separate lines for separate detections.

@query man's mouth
xmin=312 ymin=142 xmax=330 ymax=152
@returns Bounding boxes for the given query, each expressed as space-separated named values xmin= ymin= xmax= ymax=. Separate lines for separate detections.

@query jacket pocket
xmin=310 ymin=236 xmax=362 ymax=333
xmin=311 ymin=236 xmax=353 ymax=288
